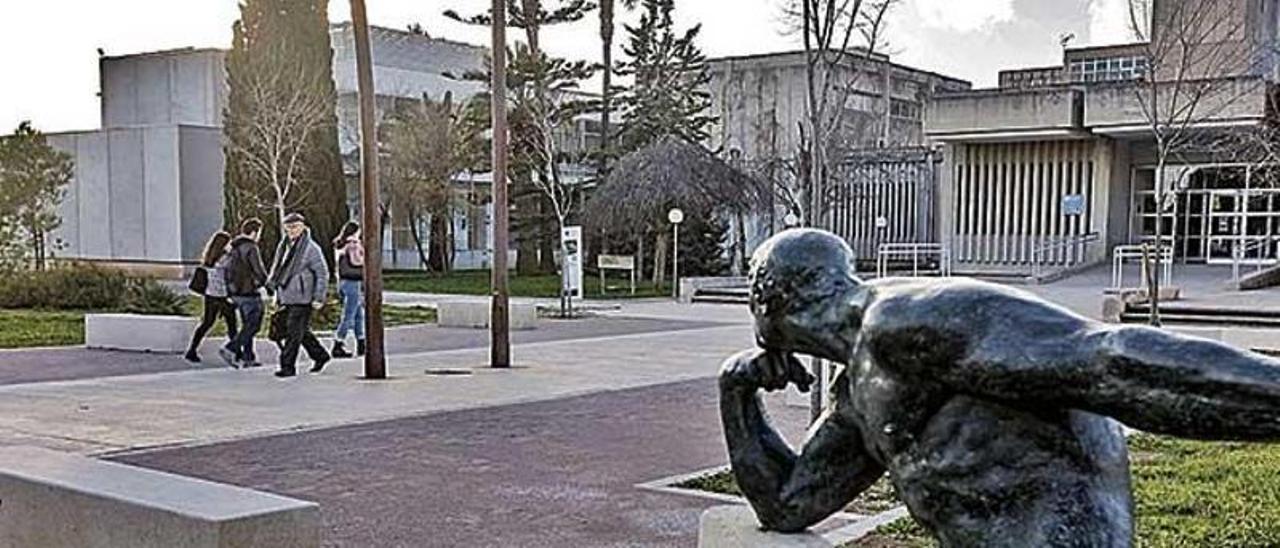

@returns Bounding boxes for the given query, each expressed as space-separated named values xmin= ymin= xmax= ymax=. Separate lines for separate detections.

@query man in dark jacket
xmin=222 ymin=218 xmax=270 ymax=368
xmin=268 ymin=212 xmax=331 ymax=377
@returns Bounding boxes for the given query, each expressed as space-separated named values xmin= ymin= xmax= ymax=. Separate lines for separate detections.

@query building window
xmin=890 ymin=99 xmax=920 ymax=119
xmin=1069 ymin=56 xmax=1149 ymax=83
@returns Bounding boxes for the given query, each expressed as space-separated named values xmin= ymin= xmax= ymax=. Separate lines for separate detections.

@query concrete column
xmin=937 ymin=144 xmax=956 ymax=257
xmin=1090 ymin=137 xmax=1116 ymax=263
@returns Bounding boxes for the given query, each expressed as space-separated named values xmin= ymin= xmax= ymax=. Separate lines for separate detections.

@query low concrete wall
xmin=0 ymin=446 xmax=320 ymax=548
xmin=699 ymin=506 xmax=833 ymax=547
xmin=85 ymin=314 xmax=197 ymax=353
xmin=437 ymin=301 xmax=538 ymax=330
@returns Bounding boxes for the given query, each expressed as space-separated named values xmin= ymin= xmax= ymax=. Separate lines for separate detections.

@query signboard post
xmin=561 ymin=226 xmax=584 ymax=317
xmin=598 ymin=255 xmax=637 ymax=295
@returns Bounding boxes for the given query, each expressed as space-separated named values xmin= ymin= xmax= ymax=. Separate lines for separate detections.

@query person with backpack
xmin=185 ymin=231 xmax=238 ymax=363
xmin=223 ymin=218 xmax=270 ymax=369
xmin=267 ymin=213 xmax=331 ymax=377
xmin=331 ymin=221 xmax=365 ymax=359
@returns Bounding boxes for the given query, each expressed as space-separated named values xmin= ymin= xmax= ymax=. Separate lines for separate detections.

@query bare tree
xmin=781 ymin=0 xmax=896 ymax=227
xmin=224 ymin=63 xmax=333 ymax=234
xmin=1126 ymin=0 xmax=1267 ymax=324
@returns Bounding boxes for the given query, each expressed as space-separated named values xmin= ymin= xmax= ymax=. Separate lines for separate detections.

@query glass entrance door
xmin=1207 ymin=189 xmax=1280 ymax=265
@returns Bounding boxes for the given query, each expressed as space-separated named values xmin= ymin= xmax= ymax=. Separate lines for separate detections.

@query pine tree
xmin=0 ymin=122 xmax=73 ymax=271
xmin=614 ymin=0 xmax=723 ymax=280
xmin=615 ymin=0 xmax=715 ymax=155
xmin=223 ymin=0 xmax=346 ymax=262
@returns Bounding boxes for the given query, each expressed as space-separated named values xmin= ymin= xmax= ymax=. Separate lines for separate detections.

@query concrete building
xmin=38 ymin=25 xmax=534 ymax=274
xmin=47 ymin=48 xmax=228 ymax=277
xmin=704 ymin=49 xmax=970 ymax=260
xmin=926 ymin=0 xmax=1280 ymax=278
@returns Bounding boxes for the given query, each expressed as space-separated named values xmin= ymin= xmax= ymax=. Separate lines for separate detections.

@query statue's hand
xmin=721 ymin=349 xmax=815 ymax=393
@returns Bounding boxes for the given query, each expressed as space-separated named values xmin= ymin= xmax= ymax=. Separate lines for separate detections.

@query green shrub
xmin=121 ymin=278 xmax=187 ymax=316
xmin=0 ymin=264 xmax=126 ymax=309
xmin=0 ymin=264 xmax=185 ymax=315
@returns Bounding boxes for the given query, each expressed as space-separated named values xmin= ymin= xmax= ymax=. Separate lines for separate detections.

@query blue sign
xmin=1062 ymin=194 xmax=1086 ymax=216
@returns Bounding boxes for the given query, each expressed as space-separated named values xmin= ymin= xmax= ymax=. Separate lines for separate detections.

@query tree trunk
xmin=600 ymin=0 xmax=613 ymax=176
xmin=636 ymin=233 xmax=646 ymax=283
xmin=733 ymin=213 xmax=747 ymax=276
xmin=428 ymin=212 xmax=450 ymax=273
xmin=653 ymin=231 xmax=668 ymax=286
xmin=407 ymin=209 xmax=430 ymax=271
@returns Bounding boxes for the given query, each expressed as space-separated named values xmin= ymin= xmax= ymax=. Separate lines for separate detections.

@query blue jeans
xmin=228 ymin=295 xmax=263 ymax=363
xmin=335 ymin=279 xmax=365 ymax=341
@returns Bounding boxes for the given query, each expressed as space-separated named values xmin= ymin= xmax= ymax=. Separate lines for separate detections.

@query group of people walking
xmin=186 ymin=213 xmax=367 ymax=378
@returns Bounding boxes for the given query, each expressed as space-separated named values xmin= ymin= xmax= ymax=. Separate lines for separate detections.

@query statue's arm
xmin=939 ymin=324 xmax=1280 ymax=440
xmin=720 ymin=350 xmax=885 ymax=533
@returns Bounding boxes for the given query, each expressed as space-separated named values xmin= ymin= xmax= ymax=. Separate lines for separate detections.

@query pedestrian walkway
xmin=113 ymin=379 xmax=808 ymax=547
xmin=0 ymin=322 xmax=754 ymax=455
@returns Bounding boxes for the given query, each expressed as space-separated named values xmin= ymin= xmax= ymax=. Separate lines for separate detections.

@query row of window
xmin=1067 ymin=56 xmax=1149 ymax=83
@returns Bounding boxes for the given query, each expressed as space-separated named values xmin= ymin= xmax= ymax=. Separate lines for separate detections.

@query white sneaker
xmin=218 ymin=347 xmax=241 ymax=369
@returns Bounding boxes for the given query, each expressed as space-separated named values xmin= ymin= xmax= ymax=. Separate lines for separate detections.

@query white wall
xmin=100 ymin=49 xmax=227 ymax=129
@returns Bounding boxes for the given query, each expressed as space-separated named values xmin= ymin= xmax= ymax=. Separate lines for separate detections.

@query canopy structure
xmin=586 ymin=135 xmax=767 ymax=233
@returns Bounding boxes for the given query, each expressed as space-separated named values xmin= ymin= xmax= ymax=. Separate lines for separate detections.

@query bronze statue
xmin=720 ymin=228 xmax=1280 ymax=547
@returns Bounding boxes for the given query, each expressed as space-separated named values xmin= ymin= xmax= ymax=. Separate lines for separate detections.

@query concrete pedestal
xmin=85 ymin=313 xmax=197 ymax=353
xmin=437 ymin=301 xmax=538 ymax=330
xmin=699 ymin=506 xmax=834 ymax=548
xmin=0 ymin=446 xmax=320 ymax=548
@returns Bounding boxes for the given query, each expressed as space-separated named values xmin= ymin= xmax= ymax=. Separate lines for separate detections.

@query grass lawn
xmin=384 ymin=270 xmax=673 ymax=300
xmin=682 ymin=434 xmax=1280 ymax=547
xmin=0 ymin=309 xmax=85 ymax=349
xmin=0 ymin=303 xmax=437 ymax=350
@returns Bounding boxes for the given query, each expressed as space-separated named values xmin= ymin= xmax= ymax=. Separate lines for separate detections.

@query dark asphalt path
xmin=112 ymin=379 xmax=808 ymax=547
xmin=0 ymin=317 xmax=725 ymax=386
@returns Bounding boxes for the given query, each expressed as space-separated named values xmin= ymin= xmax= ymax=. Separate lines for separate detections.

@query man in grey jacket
xmin=268 ymin=213 xmax=331 ymax=377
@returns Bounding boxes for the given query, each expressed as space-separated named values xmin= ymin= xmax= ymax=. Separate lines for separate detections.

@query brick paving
xmin=113 ymin=379 xmax=809 ymax=548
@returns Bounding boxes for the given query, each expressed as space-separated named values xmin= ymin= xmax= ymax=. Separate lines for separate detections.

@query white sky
xmin=0 ymin=0 xmax=1135 ymax=133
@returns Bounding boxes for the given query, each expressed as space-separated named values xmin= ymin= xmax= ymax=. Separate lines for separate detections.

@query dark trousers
xmin=229 ymin=296 xmax=264 ymax=363
xmin=279 ymin=304 xmax=328 ymax=374
xmin=189 ymin=296 xmax=238 ymax=353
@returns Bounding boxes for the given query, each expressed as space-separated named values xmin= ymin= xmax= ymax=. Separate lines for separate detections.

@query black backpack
xmin=228 ymin=243 xmax=255 ymax=294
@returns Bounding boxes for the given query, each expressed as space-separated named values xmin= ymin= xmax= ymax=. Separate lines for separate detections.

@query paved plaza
xmin=1 ymin=270 xmax=1278 ymax=546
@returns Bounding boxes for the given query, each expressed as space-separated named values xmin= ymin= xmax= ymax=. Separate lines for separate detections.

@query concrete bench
xmin=437 ymin=301 xmax=538 ymax=330
xmin=85 ymin=313 xmax=197 ymax=353
xmin=0 ymin=446 xmax=320 ymax=548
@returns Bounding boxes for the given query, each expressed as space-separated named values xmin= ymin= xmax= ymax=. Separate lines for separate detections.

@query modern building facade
xmin=39 ymin=25 xmax=531 ymax=274
xmin=927 ymin=0 xmax=1280 ymax=278
xmin=46 ymin=48 xmax=228 ymax=277
xmin=704 ymin=49 xmax=971 ymax=261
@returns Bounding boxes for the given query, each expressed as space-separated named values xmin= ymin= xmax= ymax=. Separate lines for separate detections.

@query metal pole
xmin=672 ymin=223 xmax=679 ymax=299
xmin=490 ymin=0 xmax=512 ymax=368
xmin=350 ymin=0 xmax=385 ymax=379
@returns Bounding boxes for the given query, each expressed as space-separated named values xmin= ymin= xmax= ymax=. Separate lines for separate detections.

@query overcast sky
xmin=0 ymin=0 xmax=1135 ymax=133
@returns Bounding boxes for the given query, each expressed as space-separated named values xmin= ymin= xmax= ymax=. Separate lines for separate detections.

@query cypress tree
xmin=224 ymin=0 xmax=346 ymax=262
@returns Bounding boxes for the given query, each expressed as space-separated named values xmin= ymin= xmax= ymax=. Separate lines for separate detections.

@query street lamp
xmin=668 ymin=208 xmax=684 ymax=300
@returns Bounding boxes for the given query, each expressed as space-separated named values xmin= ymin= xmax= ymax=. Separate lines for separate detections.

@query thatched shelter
xmin=586 ymin=135 xmax=766 ymax=233
xmin=585 ymin=135 xmax=767 ymax=283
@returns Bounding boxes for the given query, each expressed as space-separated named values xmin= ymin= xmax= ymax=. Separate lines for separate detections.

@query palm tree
xmin=599 ymin=0 xmax=636 ymax=176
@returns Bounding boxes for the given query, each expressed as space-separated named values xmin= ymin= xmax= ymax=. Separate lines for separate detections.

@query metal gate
xmin=824 ymin=147 xmax=940 ymax=262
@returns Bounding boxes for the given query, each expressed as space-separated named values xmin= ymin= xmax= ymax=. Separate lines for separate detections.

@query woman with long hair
xmin=186 ymin=230 xmax=239 ymax=363
xmin=331 ymin=220 xmax=366 ymax=358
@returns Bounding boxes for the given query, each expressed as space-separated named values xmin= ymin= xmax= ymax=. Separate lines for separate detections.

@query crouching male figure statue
xmin=721 ymin=229 xmax=1280 ymax=547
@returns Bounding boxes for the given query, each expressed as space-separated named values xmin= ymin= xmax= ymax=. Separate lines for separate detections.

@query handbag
xmin=187 ymin=267 xmax=209 ymax=295
xmin=267 ymin=308 xmax=289 ymax=345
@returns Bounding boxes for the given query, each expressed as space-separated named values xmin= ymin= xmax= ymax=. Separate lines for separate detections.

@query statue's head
xmin=749 ymin=229 xmax=864 ymax=362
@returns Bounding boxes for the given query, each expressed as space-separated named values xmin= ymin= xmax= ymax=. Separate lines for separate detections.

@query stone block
xmin=85 ymin=313 xmax=197 ymax=353
xmin=437 ymin=301 xmax=538 ymax=330
xmin=699 ymin=505 xmax=834 ymax=548
xmin=0 ymin=446 xmax=320 ymax=548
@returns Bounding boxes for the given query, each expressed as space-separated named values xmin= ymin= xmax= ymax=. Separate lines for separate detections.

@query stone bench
xmin=85 ymin=313 xmax=197 ymax=353
xmin=437 ymin=301 xmax=538 ymax=330
xmin=0 ymin=446 xmax=320 ymax=548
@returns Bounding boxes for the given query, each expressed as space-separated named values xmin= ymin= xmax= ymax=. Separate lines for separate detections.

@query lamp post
xmin=668 ymin=208 xmax=684 ymax=299
xmin=349 ymin=0 xmax=385 ymax=379
xmin=489 ymin=0 xmax=512 ymax=368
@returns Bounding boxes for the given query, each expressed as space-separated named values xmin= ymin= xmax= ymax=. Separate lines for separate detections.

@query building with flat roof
xmin=704 ymin=49 xmax=971 ymax=261
xmin=926 ymin=0 xmax=1280 ymax=278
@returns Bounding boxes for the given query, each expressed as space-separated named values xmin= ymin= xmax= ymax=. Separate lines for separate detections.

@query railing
xmin=876 ymin=243 xmax=951 ymax=278
xmin=1112 ymin=243 xmax=1174 ymax=290
xmin=1230 ymin=235 xmax=1280 ymax=282
xmin=1030 ymin=233 xmax=1100 ymax=281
